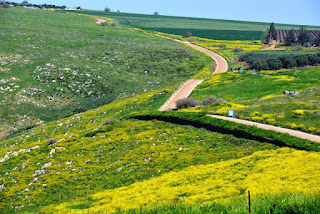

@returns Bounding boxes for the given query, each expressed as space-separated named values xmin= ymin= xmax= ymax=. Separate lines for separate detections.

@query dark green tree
xmin=284 ymin=29 xmax=296 ymax=46
xmin=297 ymin=31 xmax=311 ymax=46
xmin=183 ymin=31 xmax=192 ymax=37
xmin=3 ymin=3 xmax=10 ymax=8
xmin=269 ymin=22 xmax=277 ymax=40
xmin=314 ymin=35 xmax=320 ymax=47
xmin=21 ymin=0 xmax=28 ymax=6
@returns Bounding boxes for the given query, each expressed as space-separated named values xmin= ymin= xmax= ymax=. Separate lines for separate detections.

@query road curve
xmin=209 ymin=115 xmax=320 ymax=143
xmin=159 ymin=41 xmax=228 ymax=111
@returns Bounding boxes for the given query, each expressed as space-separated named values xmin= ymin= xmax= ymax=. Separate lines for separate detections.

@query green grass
xmin=1 ymin=6 xmax=320 ymax=214
xmin=127 ymin=111 xmax=320 ymax=152
xmin=63 ymin=10 xmax=320 ymax=41
xmin=0 ymin=88 xmax=277 ymax=213
xmin=0 ymin=7 xmax=213 ymax=138
xmin=118 ymin=194 xmax=320 ymax=214
xmin=118 ymin=193 xmax=320 ymax=214
xmin=186 ymin=66 xmax=320 ymax=134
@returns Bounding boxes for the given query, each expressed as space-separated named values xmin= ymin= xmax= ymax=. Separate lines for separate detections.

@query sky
xmin=19 ymin=0 xmax=320 ymax=26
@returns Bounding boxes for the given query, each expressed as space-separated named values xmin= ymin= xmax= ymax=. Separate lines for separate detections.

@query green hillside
xmin=1 ymin=6 xmax=320 ymax=214
xmin=64 ymin=10 xmax=320 ymax=41
xmin=0 ymin=7 xmax=213 ymax=138
xmin=183 ymin=66 xmax=320 ymax=135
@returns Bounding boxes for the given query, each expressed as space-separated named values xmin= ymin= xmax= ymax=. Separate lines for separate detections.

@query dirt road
xmin=208 ymin=115 xmax=320 ymax=143
xmin=159 ymin=41 xmax=228 ymax=111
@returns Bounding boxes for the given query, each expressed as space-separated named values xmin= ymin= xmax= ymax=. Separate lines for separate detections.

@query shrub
xmin=3 ymin=3 xmax=10 ymax=8
xmin=47 ymin=139 xmax=58 ymax=145
xmin=183 ymin=31 xmax=192 ymax=38
xmin=103 ymin=119 xmax=114 ymax=125
xmin=100 ymin=22 xmax=109 ymax=26
xmin=21 ymin=1 xmax=28 ymax=6
xmin=278 ymin=56 xmax=297 ymax=68
xmin=232 ymin=47 xmax=244 ymax=52
xmin=111 ymin=23 xmax=117 ymax=27
xmin=295 ymin=55 xmax=309 ymax=67
xmin=176 ymin=98 xmax=199 ymax=109
xmin=267 ymin=58 xmax=282 ymax=70
xmin=104 ymin=7 xmax=110 ymax=12
xmin=307 ymin=54 xmax=320 ymax=65
xmin=201 ymin=96 xmax=217 ymax=106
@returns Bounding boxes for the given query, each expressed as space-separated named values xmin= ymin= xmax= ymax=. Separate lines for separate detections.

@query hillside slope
xmin=0 ymin=7 xmax=213 ymax=138
xmin=1 ymin=7 xmax=320 ymax=214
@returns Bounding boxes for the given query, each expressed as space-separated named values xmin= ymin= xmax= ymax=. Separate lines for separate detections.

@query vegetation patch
xmin=239 ymin=52 xmax=320 ymax=70
xmin=188 ymin=67 xmax=320 ymax=134
xmin=0 ymin=7 xmax=213 ymax=138
xmin=46 ymin=147 xmax=320 ymax=213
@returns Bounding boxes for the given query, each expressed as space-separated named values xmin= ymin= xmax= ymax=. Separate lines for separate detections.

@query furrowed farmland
xmin=1 ymin=4 xmax=320 ymax=214
xmin=63 ymin=10 xmax=320 ymax=41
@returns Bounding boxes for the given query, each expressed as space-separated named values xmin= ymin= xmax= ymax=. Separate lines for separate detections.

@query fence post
xmin=248 ymin=190 xmax=251 ymax=214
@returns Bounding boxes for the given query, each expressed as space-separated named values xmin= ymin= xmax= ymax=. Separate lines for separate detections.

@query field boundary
xmin=127 ymin=112 xmax=320 ymax=151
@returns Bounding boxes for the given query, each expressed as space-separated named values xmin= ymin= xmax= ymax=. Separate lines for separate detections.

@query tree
xmin=21 ymin=1 xmax=28 ymax=6
xmin=104 ymin=7 xmax=110 ymax=12
xmin=3 ymin=3 xmax=10 ymax=8
xmin=154 ymin=11 xmax=159 ymax=15
xmin=295 ymin=55 xmax=309 ymax=67
xmin=183 ymin=31 xmax=192 ymax=37
xmin=267 ymin=58 xmax=282 ymax=70
xmin=297 ymin=30 xmax=311 ymax=46
xmin=284 ymin=29 xmax=296 ymax=46
xmin=278 ymin=56 xmax=297 ymax=68
xmin=315 ymin=35 xmax=320 ymax=47
xmin=117 ymin=10 xmax=120 ymax=13
xmin=269 ymin=22 xmax=277 ymax=40
xmin=76 ymin=6 xmax=81 ymax=10
xmin=307 ymin=54 xmax=320 ymax=65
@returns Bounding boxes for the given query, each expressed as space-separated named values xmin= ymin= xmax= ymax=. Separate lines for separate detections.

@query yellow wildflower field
xmin=47 ymin=148 xmax=320 ymax=213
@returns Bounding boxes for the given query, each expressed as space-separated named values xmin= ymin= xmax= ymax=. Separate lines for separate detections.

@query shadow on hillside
xmin=131 ymin=115 xmax=305 ymax=150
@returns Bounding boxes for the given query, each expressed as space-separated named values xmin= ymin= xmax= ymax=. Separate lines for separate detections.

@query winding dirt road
xmin=91 ymin=17 xmax=320 ymax=143
xmin=157 ymin=38 xmax=320 ymax=143
xmin=159 ymin=41 xmax=228 ymax=111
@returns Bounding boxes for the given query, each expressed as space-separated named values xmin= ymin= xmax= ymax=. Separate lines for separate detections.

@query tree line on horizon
xmin=1 ymin=1 xmax=81 ymax=9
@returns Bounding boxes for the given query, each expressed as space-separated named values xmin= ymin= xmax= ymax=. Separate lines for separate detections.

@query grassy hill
xmin=0 ymin=7 xmax=213 ymax=138
xmin=64 ymin=10 xmax=320 ymax=41
xmin=183 ymin=66 xmax=320 ymax=135
xmin=1 ymin=6 xmax=320 ymax=214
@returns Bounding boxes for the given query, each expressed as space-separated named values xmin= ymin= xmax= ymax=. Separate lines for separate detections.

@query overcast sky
xmin=19 ymin=0 xmax=320 ymax=26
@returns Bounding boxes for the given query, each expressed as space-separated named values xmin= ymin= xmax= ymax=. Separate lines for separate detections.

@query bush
xmin=295 ymin=55 xmax=309 ymax=67
xmin=278 ymin=56 xmax=297 ymax=68
xmin=111 ymin=23 xmax=117 ymax=27
xmin=307 ymin=54 xmax=320 ymax=65
xmin=267 ymin=58 xmax=282 ymax=70
xmin=183 ymin=31 xmax=192 ymax=38
xmin=176 ymin=98 xmax=199 ymax=109
xmin=3 ymin=3 xmax=10 ymax=8
xmin=100 ymin=22 xmax=109 ymax=26
xmin=232 ymin=47 xmax=244 ymax=52
xmin=201 ymin=96 xmax=217 ymax=106
xmin=103 ymin=119 xmax=114 ymax=125
xmin=47 ymin=139 xmax=58 ymax=145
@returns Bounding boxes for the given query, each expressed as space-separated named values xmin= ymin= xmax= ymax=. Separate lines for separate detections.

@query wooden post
xmin=248 ymin=190 xmax=251 ymax=214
